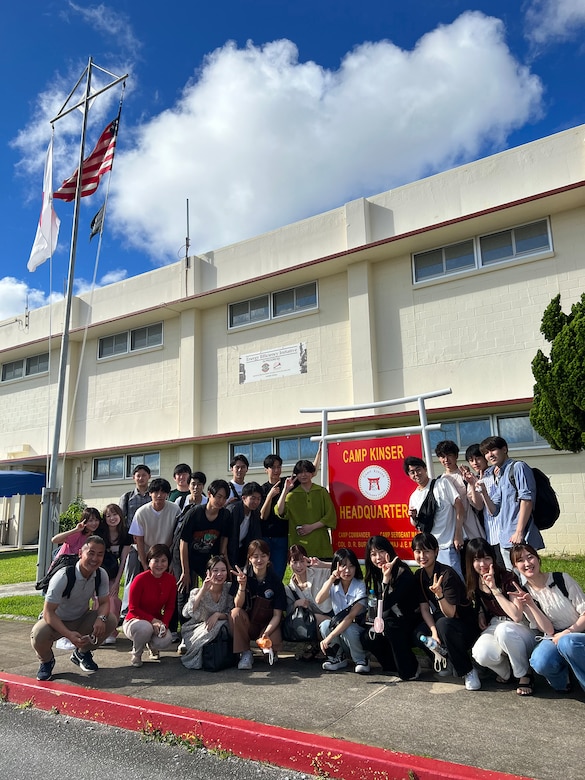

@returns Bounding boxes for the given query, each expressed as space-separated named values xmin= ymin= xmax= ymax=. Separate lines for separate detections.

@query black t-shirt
xmin=417 ymin=561 xmax=474 ymax=621
xmin=180 ymin=505 xmax=230 ymax=578
xmin=230 ymin=565 xmax=287 ymax=612
xmin=260 ymin=478 xmax=289 ymax=538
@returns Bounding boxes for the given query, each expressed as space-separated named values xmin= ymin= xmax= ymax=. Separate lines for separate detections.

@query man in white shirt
xmin=129 ymin=478 xmax=180 ymax=571
xmin=404 ymin=456 xmax=465 ymax=580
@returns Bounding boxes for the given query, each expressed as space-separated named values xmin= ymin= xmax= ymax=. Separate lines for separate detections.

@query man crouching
xmin=31 ymin=535 xmax=118 ymax=681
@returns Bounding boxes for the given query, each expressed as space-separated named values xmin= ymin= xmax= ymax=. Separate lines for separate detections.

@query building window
xmin=229 ymin=441 xmax=272 ymax=469
xmin=429 ymin=413 xmax=545 ymax=453
xmin=126 ymin=452 xmax=161 ymax=478
xmin=480 ymin=220 xmax=550 ymax=265
xmin=229 ymin=296 xmax=270 ymax=328
xmin=413 ymin=219 xmax=551 ymax=282
xmin=277 ymin=436 xmax=319 ymax=464
xmin=131 ymin=324 xmax=163 ymax=351
xmin=273 ymin=283 xmax=317 ymax=318
xmin=93 ymin=451 xmax=160 ymax=482
xmin=98 ymin=323 xmax=163 ymax=359
xmin=93 ymin=456 xmax=124 ymax=481
xmin=429 ymin=418 xmax=491 ymax=453
xmin=1 ymin=352 xmax=49 ymax=382
xmin=497 ymin=415 xmax=547 ymax=447
xmin=229 ymin=283 xmax=317 ymax=329
xmin=413 ymin=240 xmax=475 ymax=282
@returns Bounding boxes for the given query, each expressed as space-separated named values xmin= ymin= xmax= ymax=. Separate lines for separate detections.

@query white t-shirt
xmin=409 ymin=476 xmax=460 ymax=549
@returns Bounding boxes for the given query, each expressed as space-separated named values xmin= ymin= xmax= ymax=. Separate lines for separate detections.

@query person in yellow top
xmin=275 ymin=459 xmax=336 ymax=560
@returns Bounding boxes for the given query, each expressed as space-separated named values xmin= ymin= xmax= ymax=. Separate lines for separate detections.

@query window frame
xmin=92 ymin=451 xmax=161 ymax=483
xmin=1 ymin=352 xmax=50 ymax=382
xmin=228 ymin=282 xmax=318 ymax=330
xmin=98 ymin=322 xmax=163 ymax=360
xmin=412 ymin=218 xmax=552 ymax=284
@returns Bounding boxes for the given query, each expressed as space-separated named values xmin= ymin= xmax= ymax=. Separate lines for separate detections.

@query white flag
xmin=27 ymin=138 xmax=60 ymax=272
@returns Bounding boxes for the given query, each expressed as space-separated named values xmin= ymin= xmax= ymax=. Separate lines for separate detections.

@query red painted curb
xmin=0 ymin=672 xmax=531 ymax=780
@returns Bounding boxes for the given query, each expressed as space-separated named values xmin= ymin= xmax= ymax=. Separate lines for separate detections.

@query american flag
xmin=54 ymin=118 xmax=119 ymax=201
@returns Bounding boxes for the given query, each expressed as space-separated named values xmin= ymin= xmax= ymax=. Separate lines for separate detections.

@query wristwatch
xmin=98 ymin=615 xmax=108 ymax=623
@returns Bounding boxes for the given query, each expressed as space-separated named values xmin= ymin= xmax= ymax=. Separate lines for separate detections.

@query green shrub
xmin=58 ymin=496 xmax=87 ymax=533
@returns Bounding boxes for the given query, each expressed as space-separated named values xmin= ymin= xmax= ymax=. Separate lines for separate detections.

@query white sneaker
xmin=464 ymin=668 xmax=481 ymax=691
xmin=238 ymin=650 xmax=254 ymax=670
xmin=103 ymin=635 xmax=117 ymax=645
xmin=355 ymin=662 xmax=371 ymax=674
xmin=322 ymin=656 xmax=348 ymax=671
xmin=177 ymin=641 xmax=187 ymax=655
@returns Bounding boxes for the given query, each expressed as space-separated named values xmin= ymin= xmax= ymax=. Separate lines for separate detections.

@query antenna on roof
xmin=185 ymin=198 xmax=191 ymax=264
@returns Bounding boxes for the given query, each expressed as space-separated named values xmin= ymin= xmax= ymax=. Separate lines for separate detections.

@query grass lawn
xmin=0 ymin=550 xmax=38 ymax=585
xmin=0 ymin=595 xmax=44 ymax=619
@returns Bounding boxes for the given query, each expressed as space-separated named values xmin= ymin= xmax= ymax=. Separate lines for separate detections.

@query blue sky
xmin=2 ymin=0 xmax=585 ymax=320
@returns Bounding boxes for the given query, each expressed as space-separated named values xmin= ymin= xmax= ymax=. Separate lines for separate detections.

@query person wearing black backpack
xmin=31 ymin=535 xmax=117 ymax=682
xmin=479 ymin=437 xmax=544 ymax=571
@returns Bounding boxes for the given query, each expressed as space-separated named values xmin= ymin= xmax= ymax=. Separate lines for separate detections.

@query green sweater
xmin=276 ymin=483 xmax=337 ymax=558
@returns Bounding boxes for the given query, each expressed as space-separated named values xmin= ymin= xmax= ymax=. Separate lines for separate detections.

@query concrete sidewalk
xmin=0 ymin=618 xmax=582 ymax=780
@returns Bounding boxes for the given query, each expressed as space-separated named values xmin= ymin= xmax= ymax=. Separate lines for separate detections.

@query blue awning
xmin=0 ymin=470 xmax=45 ymax=497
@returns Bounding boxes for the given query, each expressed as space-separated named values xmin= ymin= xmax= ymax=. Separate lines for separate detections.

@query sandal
xmin=516 ymin=674 xmax=534 ymax=696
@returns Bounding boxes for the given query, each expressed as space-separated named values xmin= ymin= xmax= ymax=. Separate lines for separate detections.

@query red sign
xmin=328 ymin=435 xmax=422 ymax=556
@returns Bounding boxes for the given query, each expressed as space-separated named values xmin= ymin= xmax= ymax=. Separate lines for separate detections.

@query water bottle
xmin=419 ymin=634 xmax=448 ymax=657
xmin=367 ymin=589 xmax=377 ymax=624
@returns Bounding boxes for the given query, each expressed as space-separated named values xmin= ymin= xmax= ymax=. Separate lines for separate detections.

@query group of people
xmin=30 ymin=440 xmax=585 ymax=698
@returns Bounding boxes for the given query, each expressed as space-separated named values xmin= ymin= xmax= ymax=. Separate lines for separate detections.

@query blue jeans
xmin=530 ymin=633 xmax=585 ymax=692
xmin=320 ymin=618 xmax=367 ymax=665
xmin=262 ymin=536 xmax=288 ymax=582
xmin=437 ymin=545 xmax=463 ymax=581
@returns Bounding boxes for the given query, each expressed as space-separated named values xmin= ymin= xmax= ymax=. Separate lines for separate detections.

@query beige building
xmin=1 ymin=124 xmax=584 ymax=552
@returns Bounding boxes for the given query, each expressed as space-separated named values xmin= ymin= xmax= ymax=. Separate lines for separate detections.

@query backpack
xmin=550 ymin=571 xmax=568 ymax=599
xmin=507 ymin=461 xmax=560 ymax=531
xmin=36 ymin=557 xmax=101 ymax=599
xmin=35 ymin=553 xmax=79 ymax=592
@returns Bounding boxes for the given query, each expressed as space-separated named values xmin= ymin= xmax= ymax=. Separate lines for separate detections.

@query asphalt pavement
xmin=0 ymin=614 xmax=583 ymax=780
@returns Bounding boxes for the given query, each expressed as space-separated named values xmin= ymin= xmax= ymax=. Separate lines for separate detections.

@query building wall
xmin=2 ymin=125 xmax=585 ymax=552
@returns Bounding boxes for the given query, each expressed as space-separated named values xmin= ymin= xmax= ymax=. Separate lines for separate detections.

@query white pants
xmin=472 ymin=617 xmax=536 ymax=679
xmin=123 ymin=618 xmax=173 ymax=656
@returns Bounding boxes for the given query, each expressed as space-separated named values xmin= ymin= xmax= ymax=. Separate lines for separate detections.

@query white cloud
xmin=0 ymin=269 xmax=128 ymax=321
xmin=109 ymin=11 xmax=543 ymax=262
xmin=0 ymin=277 xmax=59 ymax=321
xmin=11 ymin=2 xmax=135 ymax=190
xmin=74 ymin=268 xmax=128 ymax=295
xmin=67 ymin=2 xmax=142 ymax=58
xmin=525 ymin=0 xmax=585 ymax=45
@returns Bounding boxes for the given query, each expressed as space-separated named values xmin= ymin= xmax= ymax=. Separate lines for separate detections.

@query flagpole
xmin=36 ymin=57 xmax=128 ymax=580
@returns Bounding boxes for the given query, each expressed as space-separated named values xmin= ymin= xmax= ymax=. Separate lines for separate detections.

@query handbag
xmin=201 ymin=624 xmax=238 ymax=672
xmin=282 ymin=605 xmax=317 ymax=642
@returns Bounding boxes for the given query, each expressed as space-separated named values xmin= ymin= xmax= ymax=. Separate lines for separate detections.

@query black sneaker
xmin=37 ymin=656 xmax=55 ymax=681
xmin=70 ymin=649 xmax=99 ymax=672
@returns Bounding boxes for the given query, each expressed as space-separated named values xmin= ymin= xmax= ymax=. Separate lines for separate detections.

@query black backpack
xmin=36 ymin=557 xmax=101 ymax=598
xmin=508 ymin=461 xmax=560 ymax=531
xmin=414 ymin=478 xmax=439 ymax=533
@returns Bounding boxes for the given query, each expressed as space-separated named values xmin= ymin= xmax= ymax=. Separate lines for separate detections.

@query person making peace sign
xmin=412 ymin=532 xmax=480 ymax=690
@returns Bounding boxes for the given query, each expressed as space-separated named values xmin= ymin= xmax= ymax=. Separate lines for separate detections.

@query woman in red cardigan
xmin=122 ymin=544 xmax=177 ymax=667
